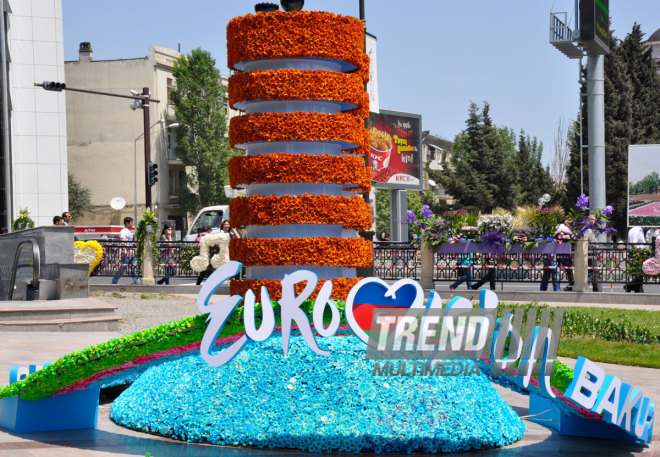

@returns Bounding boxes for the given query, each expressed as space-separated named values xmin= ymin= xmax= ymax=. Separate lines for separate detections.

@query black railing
xmin=373 ymin=241 xmax=419 ymax=280
xmin=92 ymin=240 xmax=657 ymax=284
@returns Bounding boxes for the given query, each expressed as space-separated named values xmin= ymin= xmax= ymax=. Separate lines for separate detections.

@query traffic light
xmin=148 ymin=161 xmax=158 ymax=186
xmin=42 ymin=81 xmax=66 ymax=92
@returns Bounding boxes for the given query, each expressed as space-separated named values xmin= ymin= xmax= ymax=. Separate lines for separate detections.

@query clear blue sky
xmin=62 ymin=0 xmax=660 ymax=166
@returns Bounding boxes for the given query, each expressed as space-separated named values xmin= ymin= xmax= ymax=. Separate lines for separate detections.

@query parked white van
xmin=183 ymin=205 xmax=229 ymax=242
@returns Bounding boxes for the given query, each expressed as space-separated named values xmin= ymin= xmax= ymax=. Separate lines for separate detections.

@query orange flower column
xmin=226 ymin=10 xmax=371 ymax=300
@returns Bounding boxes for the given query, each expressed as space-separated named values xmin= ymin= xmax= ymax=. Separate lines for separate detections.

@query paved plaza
xmin=0 ymin=292 xmax=658 ymax=456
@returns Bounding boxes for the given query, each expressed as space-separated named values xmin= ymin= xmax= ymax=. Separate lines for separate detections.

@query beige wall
xmin=65 ymin=46 xmax=183 ymax=226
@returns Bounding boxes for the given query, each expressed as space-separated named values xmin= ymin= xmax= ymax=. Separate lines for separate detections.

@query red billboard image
xmin=367 ymin=110 xmax=422 ymax=190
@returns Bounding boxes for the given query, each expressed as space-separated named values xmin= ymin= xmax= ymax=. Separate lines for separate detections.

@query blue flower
xmin=602 ymin=205 xmax=614 ymax=216
xmin=421 ymin=205 xmax=433 ymax=219
xmin=576 ymin=194 xmax=589 ymax=211
xmin=406 ymin=210 xmax=417 ymax=224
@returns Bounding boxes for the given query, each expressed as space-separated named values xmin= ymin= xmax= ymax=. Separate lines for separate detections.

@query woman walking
xmin=157 ymin=224 xmax=175 ymax=285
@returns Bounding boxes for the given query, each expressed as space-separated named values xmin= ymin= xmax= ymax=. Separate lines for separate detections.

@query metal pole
xmin=587 ymin=54 xmax=606 ymax=232
xmin=0 ymin=3 xmax=12 ymax=232
xmin=359 ymin=0 xmax=365 ymax=21
xmin=134 ymin=138 xmax=138 ymax=222
xmin=579 ymin=57 xmax=584 ymax=195
xmin=142 ymin=87 xmax=152 ymax=210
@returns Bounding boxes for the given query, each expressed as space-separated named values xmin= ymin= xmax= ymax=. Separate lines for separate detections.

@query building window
xmin=168 ymin=130 xmax=176 ymax=160
xmin=167 ymin=78 xmax=174 ymax=106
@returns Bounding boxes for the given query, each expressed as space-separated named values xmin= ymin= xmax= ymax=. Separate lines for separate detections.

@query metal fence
xmin=93 ymin=240 xmax=199 ymax=278
xmin=373 ymin=242 xmax=420 ymax=280
xmin=92 ymin=240 xmax=657 ymax=284
xmin=374 ymin=241 xmax=657 ymax=284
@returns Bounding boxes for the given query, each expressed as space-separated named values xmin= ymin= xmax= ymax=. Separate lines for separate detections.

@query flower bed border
xmin=229 ymin=70 xmax=368 ymax=118
xmin=229 ymin=153 xmax=371 ymax=192
xmin=229 ymin=237 xmax=372 ymax=267
xmin=230 ymin=194 xmax=372 ymax=231
xmin=227 ymin=11 xmax=369 ymax=82
xmin=229 ymin=112 xmax=369 ymax=151
xmin=230 ymin=277 xmax=362 ymax=301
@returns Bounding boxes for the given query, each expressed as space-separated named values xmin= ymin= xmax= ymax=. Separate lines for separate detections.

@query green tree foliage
xmin=375 ymin=189 xmax=390 ymax=235
xmin=438 ymin=102 xmax=551 ymax=212
xmin=565 ymin=24 xmax=660 ymax=234
xmin=516 ymin=131 xmax=554 ymax=206
xmin=67 ymin=173 xmax=92 ymax=221
xmin=171 ymin=48 xmax=238 ymax=215
xmin=630 ymin=171 xmax=660 ymax=195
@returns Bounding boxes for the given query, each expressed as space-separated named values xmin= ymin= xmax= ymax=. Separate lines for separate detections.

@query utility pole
xmin=35 ymin=82 xmax=160 ymax=212
xmin=141 ymin=87 xmax=153 ymax=209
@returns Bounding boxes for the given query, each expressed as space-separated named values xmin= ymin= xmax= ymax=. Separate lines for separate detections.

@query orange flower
xmin=227 ymin=11 xmax=369 ymax=83
xmin=229 ymin=70 xmax=369 ymax=119
xmin=230 ymin=277 xmax=362 ymax=301
xmin=229 ymin=237 xmax=372 ymax=267
xmin=228 ymin=154 xmax=371 ymax=192
xmin=230 ymin=194 xmax=372 ymax=231
xmin=229 ymin=112 xmax=369 ymax=152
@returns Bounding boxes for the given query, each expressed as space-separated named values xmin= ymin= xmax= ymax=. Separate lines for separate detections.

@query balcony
xmin=549 ymin=12 xmax=583 ymax=59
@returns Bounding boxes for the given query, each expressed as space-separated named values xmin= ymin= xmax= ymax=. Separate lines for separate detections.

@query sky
xmin=61 ymin=0 xmax=660 ymax=166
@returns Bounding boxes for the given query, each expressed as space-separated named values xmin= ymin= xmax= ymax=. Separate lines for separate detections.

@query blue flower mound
xmin=110 ymin=335 xmax=525 ymax=453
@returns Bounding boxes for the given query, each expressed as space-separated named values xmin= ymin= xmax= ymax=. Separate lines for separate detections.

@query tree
xmin=565 ymin=23 xmax=660 ymax=234
xmin=171 ymin=48 xmax=237 ymax=215
xmin=68 ymin=173 xmax=92 ymax=221
xmin=550 ymin=115 xmax=570 ymax=197
xmin=375 ymin=189 xmax=390 ymax=234
xmin=438 ymin=102 xmax=550 ymax=212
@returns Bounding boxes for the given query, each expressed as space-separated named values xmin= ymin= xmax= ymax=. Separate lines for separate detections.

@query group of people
xmin=448 ymin=219 xmax=658 ymax=293
xmin=110 ymin=216 xmax=241 ymax=286
xmin=52 ymin=212 xmax=73 ymax=226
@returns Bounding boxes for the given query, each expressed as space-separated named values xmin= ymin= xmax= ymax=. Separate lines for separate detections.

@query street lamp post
xmin=35 ymin=81 xmax=160 ymax=214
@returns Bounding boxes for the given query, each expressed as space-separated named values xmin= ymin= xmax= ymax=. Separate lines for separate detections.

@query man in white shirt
xmin=645 ymin=227 xmax=659 ymax=244
xmin=111 ymin=217 xmax=140 ymax=285
xmin=627 ymin=226 xmax=645 ymax=245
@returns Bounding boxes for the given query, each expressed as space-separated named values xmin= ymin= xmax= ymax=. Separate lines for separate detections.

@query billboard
xmin=628 ymin=144 xmax=660 ymax=227
xmin=367 ymin=110 xmax=422 ymax=190
xmin=365 ymin=32 xmax=379 ymax=113
xmin=579 ymin=0 xmax=609 ymax=55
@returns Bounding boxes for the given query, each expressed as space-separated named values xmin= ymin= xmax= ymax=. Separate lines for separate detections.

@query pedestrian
xmin=53 ymin=215 xmax=63 ymax=225
xmin=554 ymin=218 xmax=574 ymax=291
xmin=471 ymin=254 xmax=496 ymax=290
xmin=220 ymin=219 xmax=240 ymax=239
xmin=196 ymin=225 xmax=212 ymax=285
xmin=449 ymin=253 xmax=473 ymax=290
xmin=61 ymin=211 xmax=73 ymax=225
xmin=157 ymin=224 xmax=175 ymax=285
xmin=111 ymin=217 xmax=140 ymax=285
xmin=645 ymin=227 xmax=659 ymax=244
xmin=624 ymin=226 xmax=646 ymax=293
xmin=539 ymin=253 xmax=561 ymax=291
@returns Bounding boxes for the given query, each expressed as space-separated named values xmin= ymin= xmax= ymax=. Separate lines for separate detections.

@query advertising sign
xmin=627 ymin=144 xmax=660 ymax=227
xmin=365 ymin=32 xmax=379 ymax=113
xmin=579 ymin=0 xmax=609 ymax=55
xmin=367 ymin=110 xmax=422 ymax=190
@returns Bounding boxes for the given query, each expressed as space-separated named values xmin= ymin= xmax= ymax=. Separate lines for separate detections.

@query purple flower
xmin=406 ymin=210 xmax=417 ymax=224
xmin=602 ymin=205 xmax=614 ymax=216
xmin=421 ymin=205 xmax=433 ymax=219
xmin=576 ymin=194 xmax=589 ymax=211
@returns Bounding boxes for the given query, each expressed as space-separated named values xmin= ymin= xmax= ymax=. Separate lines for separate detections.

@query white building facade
xmin=0 ymin=0 xmax=68 ymax=231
